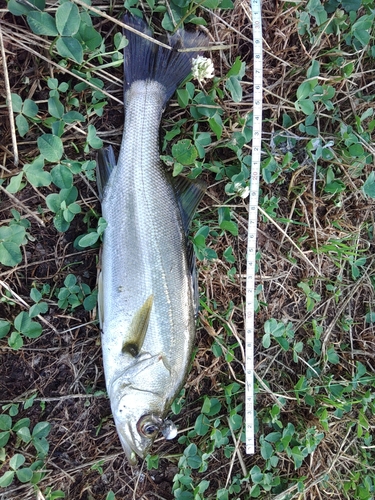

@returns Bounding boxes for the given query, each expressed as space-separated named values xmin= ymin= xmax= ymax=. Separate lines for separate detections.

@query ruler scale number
xmin=245 ymin=0 xmax=263 ymax=455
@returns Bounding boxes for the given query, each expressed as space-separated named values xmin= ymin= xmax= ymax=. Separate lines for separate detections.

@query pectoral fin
xmin=122 ymin=295 xmax=154 ymax=357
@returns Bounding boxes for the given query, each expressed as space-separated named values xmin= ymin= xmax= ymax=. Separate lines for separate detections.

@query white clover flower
xmin=234 ymin=182 xmax=250 ymax=199
xmin=191 ymin=56 xmax=215 ymax=83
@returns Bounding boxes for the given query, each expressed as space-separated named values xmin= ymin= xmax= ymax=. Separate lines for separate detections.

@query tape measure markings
xmin=245 ymin=0 xmax=263 ymax=455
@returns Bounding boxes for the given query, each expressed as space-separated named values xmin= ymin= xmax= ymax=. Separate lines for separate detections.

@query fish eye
xmin=137 ymin=414 xmax=162 ymax=438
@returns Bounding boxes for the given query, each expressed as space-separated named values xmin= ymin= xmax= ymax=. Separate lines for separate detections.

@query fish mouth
xmin=119 ymin=437 xmax=139 ymax=466
xmin=117 ymin=421 xmax=151 ymax=466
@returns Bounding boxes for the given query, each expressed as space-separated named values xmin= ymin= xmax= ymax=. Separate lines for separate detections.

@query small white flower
xmin=234 ymin=182 xmax=250 ymax=199
xmin=191 ymin=56 xmax=215 ymax=83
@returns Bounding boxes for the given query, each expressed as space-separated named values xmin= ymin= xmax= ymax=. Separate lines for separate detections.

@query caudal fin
xmin=123 ymin=13 xmax=208 ymax=104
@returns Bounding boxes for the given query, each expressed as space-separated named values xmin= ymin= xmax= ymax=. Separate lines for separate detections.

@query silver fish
xmin=97 ymin=14 xmax=207 ymax=464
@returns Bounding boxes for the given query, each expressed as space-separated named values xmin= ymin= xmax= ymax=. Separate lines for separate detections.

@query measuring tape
xmin=245 ymin=0 xmax=263 ymax=455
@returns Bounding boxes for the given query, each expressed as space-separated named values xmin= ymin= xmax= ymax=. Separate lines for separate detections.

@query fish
xmin=96 ymin=14 xmax=207 ymax=465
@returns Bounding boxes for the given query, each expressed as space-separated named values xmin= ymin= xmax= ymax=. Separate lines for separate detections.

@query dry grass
xmin=0 ymin=0 xmax=375 ymax=499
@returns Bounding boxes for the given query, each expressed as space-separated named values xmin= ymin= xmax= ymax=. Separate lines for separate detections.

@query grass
xmin=0 ymin=0 xmax=375 ymax=498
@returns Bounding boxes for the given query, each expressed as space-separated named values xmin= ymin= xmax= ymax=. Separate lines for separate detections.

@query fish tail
xmin=122 ymin=13 xmax=208 ymax=105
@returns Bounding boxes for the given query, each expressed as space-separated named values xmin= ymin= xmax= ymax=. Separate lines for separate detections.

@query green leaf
xmin=172 ymin=162 xmax=184 ymax=177
xmin=307 ymin=60 xmax=320 ymax=79
xmin=24 ymin=157 xmax=51 ymax=187
xmin=46 ymin=193 xmax=61 ymax=213
xmin=297 ymin=99 xmax=315 ymax=115
xmin=202 ymin=397 xmax=221 ymax=416
xmin=16 ymin=113 xmax=30 ymax=137
xmin=348 ymin=143 xmax=364 ymax=157
xmin=53 ymin=212 xmax=70 ymax=232
xmin=83 ymin=292 xmax=97 ymax=311
xmin=78 ymin=232 xmax=99 ymax=248
xmin=0 ymin=241 xmax=22 ymax=267
xmin=33 ymin=436 xmax=49 ymax=457
xmin=11 ymin=93 xmax=23 ymax=113
xmin=48 ymin=95 xmax=64 ymax=119
xmin=218 ymin=0 xmax=233 ymax=7
xmin=16 ymin=467 xmax=33 ymax=483
xmin=291 ymin=446 xmax=304 ymax=469
xmin=307 ymin=0 xmax=327 ymax=25
xmin=79 ymin=23 xmax=103 ymax=50
xmin=7 ymin=0 xmax=45 ymax=16
xmin=27 ymin=11 xmax=58 ymax=36
xmin=0 ymin=470 xmax=14 ymax=488
xmin=0 ymin=430 xmax=11 ymax=447
xmin=227 ymin=57 xmax=246 ymax=78
xmin=362 ymin=172 xmax=375 ymax=198
xmin=225 ymin=76 xmax=243 ymax=102
xmin=17 ymin=426 xmax=32 ymax=443
xmin=51 ymin=164 xmax=73 ymax=189
xmin=260 ymin=438 xmax=273 ymax=459
xmin=0 ymin=414 xmax=12 ymax=431
xmin=6 ymin=172 xmax=24 ymax=193
xmin=14 ymin=311 xmax=31 ymax=333
xmin=296 ymin=81 xmax=312 ymax=100
xmin=32 ymin=421 xmax=51 ymax=439
xmin=114 ymin=32 xmax=128 ymax=50
xmin=194 ymin=414 xmax=210 ymax=436
xmin=209 ymin=113 xmax=223 ymax=140
xmin=0 ymin=320 xmax=11 ymax=339
xmin=352 ymin=15 xmax=373 ymax=46
xmin=172 ymin=139 xmax=198 ymax=165
xmin=87 ymin=124 xmax=103 ymax=149
xmin=62 ymin=111 xmax=85 ymax=123
xmin=56 ymin=37 xmax=83 ymax=64
xmin=61 ymin=186 xmax=78 ymax=205
xmin=24 ymin=394 xmax=37 ymax=410
xmin=342 ymin=0 xmax=361 ymax=10
xmin=177 ymin=88 xmax=190 ymax=108
xmin=56 ymin=2 xmax=80 ymax=36
xmin=202 ymin=0 xmax=220 ymax=7
xmin=220 ymin=220 xmax=238 ymax=236
xmin=29 ymin=302 xmax=48 ymax=318
xmin=0 ymin=224 xmax=26 ymax=245
xmin=13 ymin=418 xmax=31 ymax=432
xmin=10 ymin=453 xmax=25 ymax=470
xmin=326 ymin=346 xmax=339 ymax=364
xmin=8 ymin=331 xmax=24 ymax=349
xmin=23 ymin=320 xmax=42 ymax=339
xmin=262 ymin=331 xmax=271 ymax=348
xmin=22 ymin=99 xmax=39 ymax=118
xmin=223 ymin=246 xmax=235 ymax=264
xmin=38 ymin=134 xmax=63 ymax=162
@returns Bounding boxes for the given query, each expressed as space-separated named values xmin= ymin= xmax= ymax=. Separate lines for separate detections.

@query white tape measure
xmin=245 ymin=0 xmax=263 ymax=455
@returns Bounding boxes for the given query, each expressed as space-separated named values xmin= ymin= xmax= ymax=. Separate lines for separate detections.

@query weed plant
xmin=0 ymin=0 xmax=374 ymax=498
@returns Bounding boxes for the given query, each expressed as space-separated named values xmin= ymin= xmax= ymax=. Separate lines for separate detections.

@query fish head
xmin=111 ymin=387 xmax=177 ymax=465
xmin=109 ymin=353 xmax=178 ymax=464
